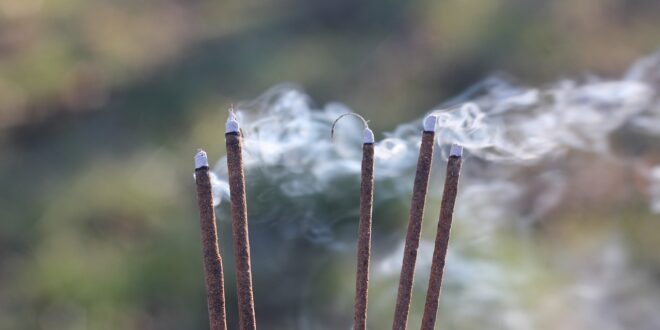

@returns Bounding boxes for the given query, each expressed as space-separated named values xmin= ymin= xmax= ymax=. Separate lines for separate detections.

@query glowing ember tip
xmin=423 ymin=115 xmax=437 ymax=132
xmin=195 ymin=149 xmax=209 ymax=169
xmin=363 ymin=127 xmax=374 ymax=144
xmin=226 ymin=111 xmax=240 ymax=133
xmin=449 ymin=144 xmax=463 ymax=157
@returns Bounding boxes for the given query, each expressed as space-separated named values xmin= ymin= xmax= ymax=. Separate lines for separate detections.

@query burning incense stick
xmin=225 ymin=111 xmax=257 ymax=330
xmin=421 ymin=144 xmax=463 ymax=330
xmin=332 ymin=114 xmax=376 ymax=330
xmin=392 ymin=115 xmax=437 ymax=330
xmin=194 ymin=150 xmax=228 ymax=330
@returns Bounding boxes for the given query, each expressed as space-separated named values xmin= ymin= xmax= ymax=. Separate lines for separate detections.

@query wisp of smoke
xmin=209 ymin=51 xmax=660 ymax=329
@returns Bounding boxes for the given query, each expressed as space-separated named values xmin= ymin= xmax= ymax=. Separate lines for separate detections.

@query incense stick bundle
xmin=421 ymin=144 xmax=463 ymax=330
xmin=225 ymin=112 xmax=257 ymax=330
xmin=392 ymin=116 xmax=438 ymax=330
xmin=194 ymin=150 xmax=228 ymax=330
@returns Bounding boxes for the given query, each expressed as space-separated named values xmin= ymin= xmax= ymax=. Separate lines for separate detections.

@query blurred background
xmin=1 ymin=0 xmax=660 ymax=329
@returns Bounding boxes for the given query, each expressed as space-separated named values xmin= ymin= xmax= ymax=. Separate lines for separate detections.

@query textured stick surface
xmin=226 ymin=132 xmax=257 ymax=330
xmin=392 ymin=131 xmax=436 ymax=330
xmin=421 ymin=155 xmax=462 ymax=330
xmin=354 ymin=143 xmax=375 ymax=330
xmin=195 ymin=167 xmax=228 ymax=330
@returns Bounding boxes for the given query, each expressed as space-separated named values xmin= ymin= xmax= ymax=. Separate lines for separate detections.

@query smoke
xmin=434 ymin=76 xmax=654 ymax=162
xmin=209 ymin=51 xmax=660 ymax=329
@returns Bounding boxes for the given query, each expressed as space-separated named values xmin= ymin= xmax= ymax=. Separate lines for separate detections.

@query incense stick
xmin=421 ymin=144 xmax=463 ymax=330
xmin=355 ymin=140 xmax=375 ymax=330
xmin=392 ymin=116 xmax=438 ymax=330
xmin=225 ymin=111 xmax=257 ymax=330
xmin=355 ymin=127 xmax=375 ymax=330
xmin=194 ymin=150 xmax=228 ymax=330
xmin=332 ymin=113 xmax=376 ymax=330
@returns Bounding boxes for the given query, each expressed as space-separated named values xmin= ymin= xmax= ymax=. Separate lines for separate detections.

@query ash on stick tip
xmin=226 ymin=106 xmax=240 ymax=133
xmin=195 ymin=149 xmax=209 ymax=169
xmin=423 ymin=115 xmax=437 ymax=132
xmin=331 ymin=113 xmax=373 ymax=144
xmin=363 ymin=127 xmax=374 ymax=144
xmin=449 ymin=144 xmax=463 ymax=157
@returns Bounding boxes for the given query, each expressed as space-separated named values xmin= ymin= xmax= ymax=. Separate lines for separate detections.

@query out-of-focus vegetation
xmin=1 ymin=0 xmax=660 ymax=329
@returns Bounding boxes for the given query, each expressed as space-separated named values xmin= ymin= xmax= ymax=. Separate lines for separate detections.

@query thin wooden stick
xmin=333 ymin=114 xmax=376 ymax=330
xmin=420 ymin=144 xmax=463 ymax=330
xmin=194 ymin=150 xmax=228 ymax=330
xmin=225 ymin=111 xmax=257 ymax=330
xmin=392 ymin=116 xmax=437 ymax=330
xmin=354 ymin=141 xmax=374 ymax=330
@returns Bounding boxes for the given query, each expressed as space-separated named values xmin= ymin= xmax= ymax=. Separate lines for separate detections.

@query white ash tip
xmin=363 ymin=127 xmax=374 ymax=144
xmin=449 ymin=144 xmax=463 ymax=157
xmin=226 ymin=114 xmax=239 ymax=133
xmin=195 ymin=149 xmax=209 ymax=169
xmin=423 ymin=115 xmax=437 ymax=132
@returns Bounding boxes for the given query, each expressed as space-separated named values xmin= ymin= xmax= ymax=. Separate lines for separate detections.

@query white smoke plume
xmin=209 ymin=51 xmax=660 ymax=329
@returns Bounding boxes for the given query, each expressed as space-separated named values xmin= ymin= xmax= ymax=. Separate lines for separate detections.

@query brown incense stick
xmin=194 ymin=150 xmax=228 ymax=330
xmin=332 ymin=114 xmax=376 ymax=330
xmin=354 ymin=141 xmax=374 ymax=330
xmin=225 ymin=112 xmax=257 ymax=330
xmin=392 ymin=116 xmax=438 ymax=330
xmin=420 ymin=144 xmax=463 ymax=330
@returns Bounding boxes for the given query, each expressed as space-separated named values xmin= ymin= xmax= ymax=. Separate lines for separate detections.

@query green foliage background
xmin=1 ymin=1 xmax=660 ymax=329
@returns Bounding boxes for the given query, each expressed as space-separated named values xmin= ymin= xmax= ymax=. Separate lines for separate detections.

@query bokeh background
xmin=1 ymin=0 xmax=660 ymax=329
